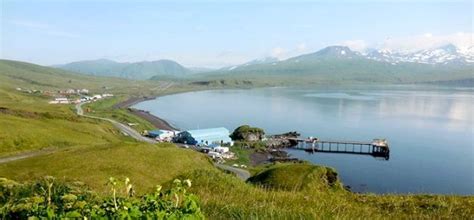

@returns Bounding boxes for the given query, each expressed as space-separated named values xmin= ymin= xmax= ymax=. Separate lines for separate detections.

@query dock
xmin=289 ymin=138 xmax=390 ymax=160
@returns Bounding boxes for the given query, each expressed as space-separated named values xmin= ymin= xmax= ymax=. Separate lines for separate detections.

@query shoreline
xmin=113 ymin=96 xmax=156 ymax=109
xmin=115 ymin=95 xmax=179 ymax=131
xmin=128 ymin=108 xmax=179 ymax=131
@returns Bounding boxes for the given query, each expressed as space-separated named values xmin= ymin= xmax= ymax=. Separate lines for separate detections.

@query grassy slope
xmin=0 ymin=87 xmax=122 ymax=156
xmin=83 ymin=96 xmax=156 ymax=133
xmin=0 ymin=60 xmax=214 ymax=193
xmin=0 ymin=142 xmax=213 ymax=194
xmin=182 ymin=165 xmax=474 ymax=219
xmin=0 ymin=60 xmax=130 ymax=155
xmin=0 ymin=59 xmax=161 ymax=96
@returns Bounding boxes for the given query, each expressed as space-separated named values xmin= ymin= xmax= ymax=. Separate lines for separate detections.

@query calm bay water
xmin=134 ymin=85 xmax=473 ymax=195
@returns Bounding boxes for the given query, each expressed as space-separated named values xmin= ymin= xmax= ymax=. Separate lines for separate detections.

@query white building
xmin=148 ymin=130 xmax=177 ymax=141
xmin=49 ymin=97 xmax=70 ymax=104
xmin=214 ymin=146 xmax=229 ymax=154
xmin=208 ymin=151 xmax=222 ymax=159
xmin=92 ymin=94 xmax=102 ymax=100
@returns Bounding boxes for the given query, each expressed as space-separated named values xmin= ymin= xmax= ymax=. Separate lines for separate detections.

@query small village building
xmin=173 ymin=127 xmax=233 ymax=146
xmin=81 ymin=96 xmax=92 ymax=101
xmin=49 ymin=97 xmax=70 ymax=104
xmin=207 ymin=151 xmax=222 ymax=159
xmin=92 ymin=94 xmax=102 ymax=100
xmin=207 ymin=143 xmax=230 ymax=153
xmin=214 ymin=146 xmax=230 ymax=154
xmin=148 ymin=130 xmax=176 ymax=141
xmin=65 ymin=89 xmax=76 ymax=94
xmin=80 ymin=89 xmax=89 ymax=94
xmin=55 ymin=97 xmax=68 ymax=101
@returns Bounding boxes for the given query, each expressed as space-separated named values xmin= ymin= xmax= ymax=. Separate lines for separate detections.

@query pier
xmin=289 ymin=138 xmax=390 ymax=160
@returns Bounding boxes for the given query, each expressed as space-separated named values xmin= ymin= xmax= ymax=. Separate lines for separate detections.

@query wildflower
xmin=184 ymin=179 xmax=192 ymax=187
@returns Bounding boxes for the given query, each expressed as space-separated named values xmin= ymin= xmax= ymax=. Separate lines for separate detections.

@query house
xmin=148 ymin=129 xmax=176 ymax=141
xmin=81 ymin=96 xmax=92 ymax=101
xmin=208 ymin=151 xmax=222 ymax=159
xmin=92 ymin=94 xmax=102 ymax=100
xmin=102 ymin=93 xmax=114 ymax=97
xmin=55 ymin=97 xmax=69 ymax=102
xmin=79 ymin=89 xmax=89 ymax=94
xmin=49 ymin=97 xmax=70 ymax=104
xmin=214 ymin=146 xmax=230 ymax=154
xmin=65 ymin=89 xmax=76 ymax=94
xmin=173 ymin=127 xmax=233 ymax=146
xmin=207 ymin=143 xmax=230 ymax=154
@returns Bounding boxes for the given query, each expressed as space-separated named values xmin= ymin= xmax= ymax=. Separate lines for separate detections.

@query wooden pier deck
xmin=289 ymin=138 xmax=390 ymax=160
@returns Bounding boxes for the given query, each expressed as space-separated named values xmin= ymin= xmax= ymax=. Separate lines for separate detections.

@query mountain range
xmin=55 ymin=44 xmax=473 ymax=82
xmin=55 ymin=59 xmax=190 ymax=80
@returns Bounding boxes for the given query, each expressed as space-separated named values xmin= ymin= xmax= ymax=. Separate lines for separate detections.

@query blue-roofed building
xmin=147 ymin=129 xmax=177 ymax=141
xmin=148 ymin=130 xmax=165 ymax=138
xmin=173 ymin=127 xmax=233 ymax=146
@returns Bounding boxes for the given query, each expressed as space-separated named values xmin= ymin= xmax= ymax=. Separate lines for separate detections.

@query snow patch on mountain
xmin=366 ymin=44 xmax=473 ymax=65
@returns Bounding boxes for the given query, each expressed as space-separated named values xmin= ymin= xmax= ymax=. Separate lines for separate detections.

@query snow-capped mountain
xmin=287 ymin=46 xmax=362 ymax=62
xmin=366 ymin=44 xmax=473 ymax=65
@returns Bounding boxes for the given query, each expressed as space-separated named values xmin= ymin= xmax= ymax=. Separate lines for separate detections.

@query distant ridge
xmin=55 ymin=59 xmax=190 ymax=80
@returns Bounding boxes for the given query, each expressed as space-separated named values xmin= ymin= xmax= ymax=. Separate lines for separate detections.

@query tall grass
xmin=180 ymin=168 xmax=474 ymax=219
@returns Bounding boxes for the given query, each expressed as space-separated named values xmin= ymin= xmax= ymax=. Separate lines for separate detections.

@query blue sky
xmin=1 ymin=0 xmax=472 ymax=67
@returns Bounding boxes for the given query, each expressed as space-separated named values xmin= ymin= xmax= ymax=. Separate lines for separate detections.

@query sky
xmin=1 ymin=0 xmax=472 ymax=68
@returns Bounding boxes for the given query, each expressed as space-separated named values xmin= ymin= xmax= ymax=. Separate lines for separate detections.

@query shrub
xmin=230 ymin=125 xmax=265 ymax=141
xmin=0 ymin=177 xmax=204 ymax=219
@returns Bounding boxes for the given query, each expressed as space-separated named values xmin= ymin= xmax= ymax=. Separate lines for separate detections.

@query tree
xmin=230 ymin=125 xmax=265 ymax=141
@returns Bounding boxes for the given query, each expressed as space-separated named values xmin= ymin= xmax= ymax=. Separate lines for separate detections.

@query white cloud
xmin=340 ymin=40 xmax=368 ymax=52
xmin=423 ymin=33 xmax=433 ymax=38
xmin=339 ymin=33 xmax=473 ymax=53
xmin=378 ymin=32 xmax=473 ymax=53
xmin=296 ymin=43 xmax=307 ymax=52
xmin=271 ymin=47 xmax=286 ymax=58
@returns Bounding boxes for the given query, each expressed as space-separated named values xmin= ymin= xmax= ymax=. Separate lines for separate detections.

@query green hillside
xmin=56 ymin=59 xmax=190 ymax=80
xmin=0 ymin=59 xmax=165 ymax=95
xmin=0 ymin=59 xmax=212 ymax=178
